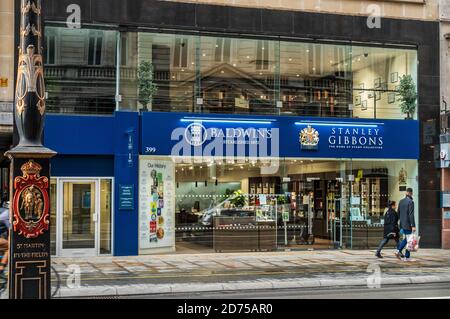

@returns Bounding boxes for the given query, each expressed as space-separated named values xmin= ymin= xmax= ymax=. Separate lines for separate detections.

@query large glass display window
xmin=138 ymin=157 xmax=418 ymax=254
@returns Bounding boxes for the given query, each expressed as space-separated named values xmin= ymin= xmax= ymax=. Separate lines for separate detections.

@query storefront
xmin=43 ymin=111 xmax=419 ymax=256
xmin=137 ymin=112 xmax=419 ymax=254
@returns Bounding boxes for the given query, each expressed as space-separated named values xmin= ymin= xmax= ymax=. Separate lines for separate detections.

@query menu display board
xmin=139 ymin=157 xmax=175 ymax=251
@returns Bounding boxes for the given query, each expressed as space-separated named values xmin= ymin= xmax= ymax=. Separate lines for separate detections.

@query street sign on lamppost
xmin=5 ymin=0 xmax=56 ymax=299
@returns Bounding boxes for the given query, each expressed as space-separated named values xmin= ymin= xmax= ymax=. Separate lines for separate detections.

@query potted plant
xmin=229 ymin=190 xmax=247 ymax=208
xmin=137 ymin=61 xmax=158 ymax=111
xmin=397 ymin=74 xmax=417 ymax=120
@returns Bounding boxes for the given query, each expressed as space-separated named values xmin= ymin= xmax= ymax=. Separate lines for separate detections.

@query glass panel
xmin=119 ymin=32 xmax=196 ymax=112
xmin=115 ymin=30 xmax=418 ymax=120
xmin=62 ymin=182 xmax=96 ymax=250
xmin=351 ymin=46 xmax=418 ymax=119
xmin=50 ymin=179 xmax=56 ymax=255
xmin=44 ymin=27 xmax=118 ymax=114
xmin=100 ymin=179 xmax=112 ymax=254
xmin=169 ymin=158 xmax=418 ymax=252
xmin=198 ymin=35 xmax=276 ymax=115
xmin=279 ymin=41 xmax=353 ymax=117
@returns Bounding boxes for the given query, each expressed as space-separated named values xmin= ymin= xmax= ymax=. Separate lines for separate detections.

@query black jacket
xmin=383 ymin=208 xmax=399 ymax=238
xmin=398 ymin=195 xmax=415 ymax=231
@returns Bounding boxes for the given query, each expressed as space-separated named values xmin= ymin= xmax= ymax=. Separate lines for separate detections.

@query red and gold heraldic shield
xmin=12 ymin=160 xmax=50 ymax=238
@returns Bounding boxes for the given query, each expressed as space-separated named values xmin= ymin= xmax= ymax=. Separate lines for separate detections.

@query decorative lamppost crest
xmin=5 ymin=0 xmax=56 ymax=299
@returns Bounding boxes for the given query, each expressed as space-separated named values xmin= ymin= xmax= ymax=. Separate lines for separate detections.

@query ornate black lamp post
xmin=5 ymin=0 xmax=56 ymax=299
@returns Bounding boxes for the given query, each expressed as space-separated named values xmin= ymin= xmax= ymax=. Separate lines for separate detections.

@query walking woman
xmin=375 ymin=200 xmax=403 ymax=258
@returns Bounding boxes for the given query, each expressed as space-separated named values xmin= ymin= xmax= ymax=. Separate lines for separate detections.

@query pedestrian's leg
xmin=397 ymin=232 xmax=407 ymax=253
xmin=376 ymin=238 xmax=389 ymax=255
xmin=405 ymin=249 xmax=411 ymax=259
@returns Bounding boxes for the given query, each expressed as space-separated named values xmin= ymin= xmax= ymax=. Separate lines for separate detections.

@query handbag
xmin=406 ymin=232 xmax=421 ymax=252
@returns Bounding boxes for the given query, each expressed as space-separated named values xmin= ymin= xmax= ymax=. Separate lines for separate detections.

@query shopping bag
xmin=406 ymin=233 xmax=421 ymax=252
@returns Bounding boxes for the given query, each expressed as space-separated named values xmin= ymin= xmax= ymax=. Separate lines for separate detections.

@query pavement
xmin=50 ymin=249 xmax=450 ymax=298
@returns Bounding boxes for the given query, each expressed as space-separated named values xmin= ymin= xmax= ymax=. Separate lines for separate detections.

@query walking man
xmin=396 ymin=188 xmax=416 ymax=261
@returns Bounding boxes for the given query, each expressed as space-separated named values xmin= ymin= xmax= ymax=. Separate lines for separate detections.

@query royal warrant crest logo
xmin=300 ymin=125 xmax=319 ymax=150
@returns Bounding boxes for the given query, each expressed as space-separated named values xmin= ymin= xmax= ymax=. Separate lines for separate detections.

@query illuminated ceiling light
xmin=232 ymin=63 xmax=237 ymax=67
xmin=246 ymin=56 xmax=250 ymax=59
xmin=296 ymin=74 xmax=300 ymax=77
xmin=288 ymin=58 xmax=292 ymax=62
xmin=295 ymin=121 xmax=383 ymax=128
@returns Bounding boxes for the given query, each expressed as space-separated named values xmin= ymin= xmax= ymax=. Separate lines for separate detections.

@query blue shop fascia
xmin=43 ymin=111 xmax=419 ymax=257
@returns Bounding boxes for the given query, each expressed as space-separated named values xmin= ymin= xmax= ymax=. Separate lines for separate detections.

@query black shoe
xmin=375 ymin=252 xmax=383 ymax=258
xmin=399 ymin=252 xmax=405 ymax=258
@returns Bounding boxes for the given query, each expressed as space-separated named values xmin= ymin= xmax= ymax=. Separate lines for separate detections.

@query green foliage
xmin=276 ymin=195 xmax=288 ymax=205
xmin=229 ymin=190 xmax=247 ymax=208
xmin=137 ymin=61 xmax=158 ymax=109
xmin=397 ymin=75 xmax=417 ymax=119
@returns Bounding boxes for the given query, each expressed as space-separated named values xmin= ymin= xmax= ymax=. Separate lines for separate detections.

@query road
xmin=119 ymin=283 xmax=450 ymax=299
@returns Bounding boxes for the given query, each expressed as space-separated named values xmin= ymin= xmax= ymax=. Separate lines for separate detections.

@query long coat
xmin=398 ymin=196 xmax=415 ymax=231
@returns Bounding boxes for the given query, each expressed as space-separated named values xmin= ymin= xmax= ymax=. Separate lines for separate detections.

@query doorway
xmin=55 ymin=178 xmax=113 ymax=257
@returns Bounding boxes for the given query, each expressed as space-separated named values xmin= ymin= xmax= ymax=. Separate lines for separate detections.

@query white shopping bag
xmin=406 ymin=233 xmax=421 ymax=252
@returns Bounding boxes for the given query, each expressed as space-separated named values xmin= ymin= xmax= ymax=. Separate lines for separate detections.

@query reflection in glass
xmin=43 ymin=25 xmax=419 ymax=119
xmin=44 ymin=27 xmax=118 ymax=114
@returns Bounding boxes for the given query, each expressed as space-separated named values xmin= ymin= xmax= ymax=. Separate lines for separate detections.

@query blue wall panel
xmin=113 ymin=111 xmax=140 ymax=256
xmin=51 ymin=155 xmax=114 ymax=177
xmin=44 ymin=115 xmax=115 ymax=155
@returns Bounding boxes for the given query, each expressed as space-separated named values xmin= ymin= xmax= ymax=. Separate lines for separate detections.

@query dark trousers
xmin=376 ymin=236 xmax=400 ymax=254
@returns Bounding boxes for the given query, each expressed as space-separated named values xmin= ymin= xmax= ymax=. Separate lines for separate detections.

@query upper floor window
xmin=256 ymin=40 xmax=269 ymax=70
xmin=173 ymin=38 xmax=188 ymax=68
xmin=121 ymin=35 xmax=128 ymax=66
xmin=46 ymin=32 xmax=57 ymax=65
xmin=88 ymin=31 xmax=103 ymax=66
xmin=214 ymin=38 xmax=231 ymax=63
